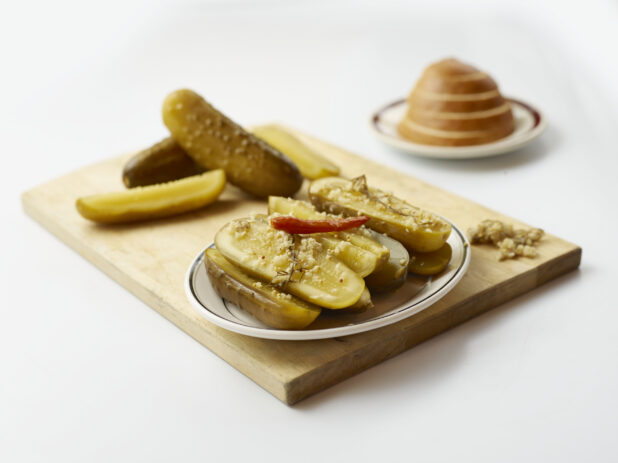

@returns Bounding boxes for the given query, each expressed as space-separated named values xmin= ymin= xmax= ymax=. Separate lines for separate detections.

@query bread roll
xmin=398 ymin=58 xmax=515 ymax=146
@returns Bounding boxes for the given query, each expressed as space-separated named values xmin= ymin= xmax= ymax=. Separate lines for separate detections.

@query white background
xmin=2 ymin=0 xmax=617 ymax=461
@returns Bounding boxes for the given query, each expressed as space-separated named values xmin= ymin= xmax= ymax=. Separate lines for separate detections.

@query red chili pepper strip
xmin=270 ymin=215 xmax=370 ymax=234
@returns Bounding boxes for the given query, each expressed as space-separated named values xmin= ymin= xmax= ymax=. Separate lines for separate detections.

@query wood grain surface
xmin=21 ymin=127 xmax=581 ymax=405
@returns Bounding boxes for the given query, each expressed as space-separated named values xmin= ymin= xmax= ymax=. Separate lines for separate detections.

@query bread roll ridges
xmin=398 ymin=58 xmax=515 ymax=146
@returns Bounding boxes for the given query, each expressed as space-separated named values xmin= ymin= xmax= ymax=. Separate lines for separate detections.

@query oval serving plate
xmin=370 ymin=97 xmax=546 ymax=159
xmin=185 ymin=222 xmax=471 ymax=341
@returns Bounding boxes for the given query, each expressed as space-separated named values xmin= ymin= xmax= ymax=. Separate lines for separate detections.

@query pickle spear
xmin=162 ymin=89 xmax=302 ymax=198
xmin=205 ymin=248 xmax=321 ymax=329
xmin=268 ymin=196 xmax=390 ymax=266
xmin=76 ymin=170 xmax=226 ymax=223
xmin=122 ymin=137 xmax=204 ymax=188
xmin=309 ymin=176 xmax=452 ymax=252
xmin=215 ymin=215 xmax=365 ymax=309
xmin=252 ymin=124 xmax=340 ymax=179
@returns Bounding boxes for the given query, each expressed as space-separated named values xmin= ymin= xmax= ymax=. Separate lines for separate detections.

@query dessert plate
xmin=370 ymin=97 xmax=546 ymax=159
xmin=185 ymin=222 xmax=471 ymax=341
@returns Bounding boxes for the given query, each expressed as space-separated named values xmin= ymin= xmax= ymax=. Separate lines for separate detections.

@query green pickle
xmin=365 ymin=231 xmax=409 ymax=292
xmin=252 ymin=124 xmax=340 ymax=179
xmin=76 ymin=170 xmax=226 ymax=224
xmin=162 ymin=89 xmax=303 ymax=198
xmin=408 ymin=243 xmax=452 ymax=276
xmin=205 ymin=248 xmax=321 ymax=329
xmin=122 ymin=137 xmax=204 ymax=188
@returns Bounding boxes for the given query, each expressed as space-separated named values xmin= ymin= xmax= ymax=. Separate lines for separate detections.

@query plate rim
xmin=369 ymin=96 xmax=547 ymax=159
xmin=184 ymin=223 xmax=471 ymax=341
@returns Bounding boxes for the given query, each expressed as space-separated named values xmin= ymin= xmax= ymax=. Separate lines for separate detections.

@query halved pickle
xmin=214 ymin=215 xmax=365 ymax=309
xmin=408 ymin=243 xmax=452 ymax=276
xmin=315 ymin=235 xmax=378 ymax=278
xmin=251 ymin=124 xmax=340 ymax=179
xmin=309 ymin=176 xmax=451 ymax=252
xmin=205 ymin=248 xmax=321 ymax=329
xmin=365 ymin=232 xmax=409 ymax=292
xmin=342 ymin=231 xmax=390 ymax=264
xmin=76 ymin=170 xmax=226 ymax=223
xmin=268 ymin=196 xmax=390 ymax=267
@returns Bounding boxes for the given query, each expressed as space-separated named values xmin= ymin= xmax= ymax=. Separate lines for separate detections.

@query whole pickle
xmin=162 ymin=89 xmax=303 ymax=198
xmin=122 ymin=137 xmax=204 ymax=188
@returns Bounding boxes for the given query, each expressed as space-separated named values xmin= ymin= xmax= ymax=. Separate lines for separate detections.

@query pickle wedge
xmin=408 ymin=243 xmax=452 ymax=276
xmin=309 ymin=176 xmax=452 ymax=252
xmin=365 ymin=232 xmax=409 ymax=292
xmin=268 ymin=196 xmax=390 ymax=267
xmin=122 ymin=137 xmax=204 ymax=188
xmin=215 ymin=215 xmax=365 ymax=309
xmin=76 ymin=170 xmax=226 ymax=223
xmin=252 ymin=124 xmax=340 ymax=179
xmin=162 ymin=89 xmax=302 ymax=198
xmin=205 ymin=248 xmax=321 ymax=329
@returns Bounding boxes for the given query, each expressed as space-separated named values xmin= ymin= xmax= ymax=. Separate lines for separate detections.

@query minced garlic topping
xmin=468 ymin=219 xmax=543 ymax=261
xmin=323 ymin=175 xmax=445 ymax=232
xmin=230 ymin=214 xmax=335 ymax=287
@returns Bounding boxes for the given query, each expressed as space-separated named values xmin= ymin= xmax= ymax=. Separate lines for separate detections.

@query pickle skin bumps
xmin=398 ymin=58 xmax=515 ymax=146
xmin=162 ymin=89 xmax=303 ymax=198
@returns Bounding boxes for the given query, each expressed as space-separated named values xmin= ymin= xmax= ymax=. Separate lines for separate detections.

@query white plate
xmin=370 ymin=97 xmax=547 ymax=159
xmin=185 ymin=223 xmax=471 ymax=341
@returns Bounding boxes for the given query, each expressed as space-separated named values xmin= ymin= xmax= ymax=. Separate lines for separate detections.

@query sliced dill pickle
xmin=122 ymin=137 xmax=204 ymax=188
xmin=205 ymin=248 xmax=321 ymax=329
xmin=252 ymin=124 xmax=340 ymax=179
xmin=309 ymin=176 xmax=452 ymax=252
xmin=316 ymin=235 xmax=378 ymax=278
xmin=365 ymin=232 xmax=409 ymax=292
xmin=215 ymin=215 xmax=365 ymax=309
xmin=268 ymin=196 xmax=390 ymax=267
xmin=342 ymin=231 xmax=390 ymax=265
xmin=76 ymin=170 xmax=226 ymax=223
xmin=408 ymin=243 xmax=452 ymax=276
xmin=162 ymin=89 xmax=302 ymax=198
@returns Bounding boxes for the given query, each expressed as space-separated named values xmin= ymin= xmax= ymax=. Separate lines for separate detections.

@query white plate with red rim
xmin=185 ymin=221 xmax=471 ymax=341
xmin=370 ymin=97 xmax=546 ymax=159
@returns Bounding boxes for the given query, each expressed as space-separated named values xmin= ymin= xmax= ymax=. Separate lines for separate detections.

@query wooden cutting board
xmin=21 ymin=127 xmax=581 ymax=405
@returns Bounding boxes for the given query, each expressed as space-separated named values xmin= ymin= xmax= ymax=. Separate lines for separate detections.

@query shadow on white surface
xmin=294 ymin=268 xmax=582 ymax=410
